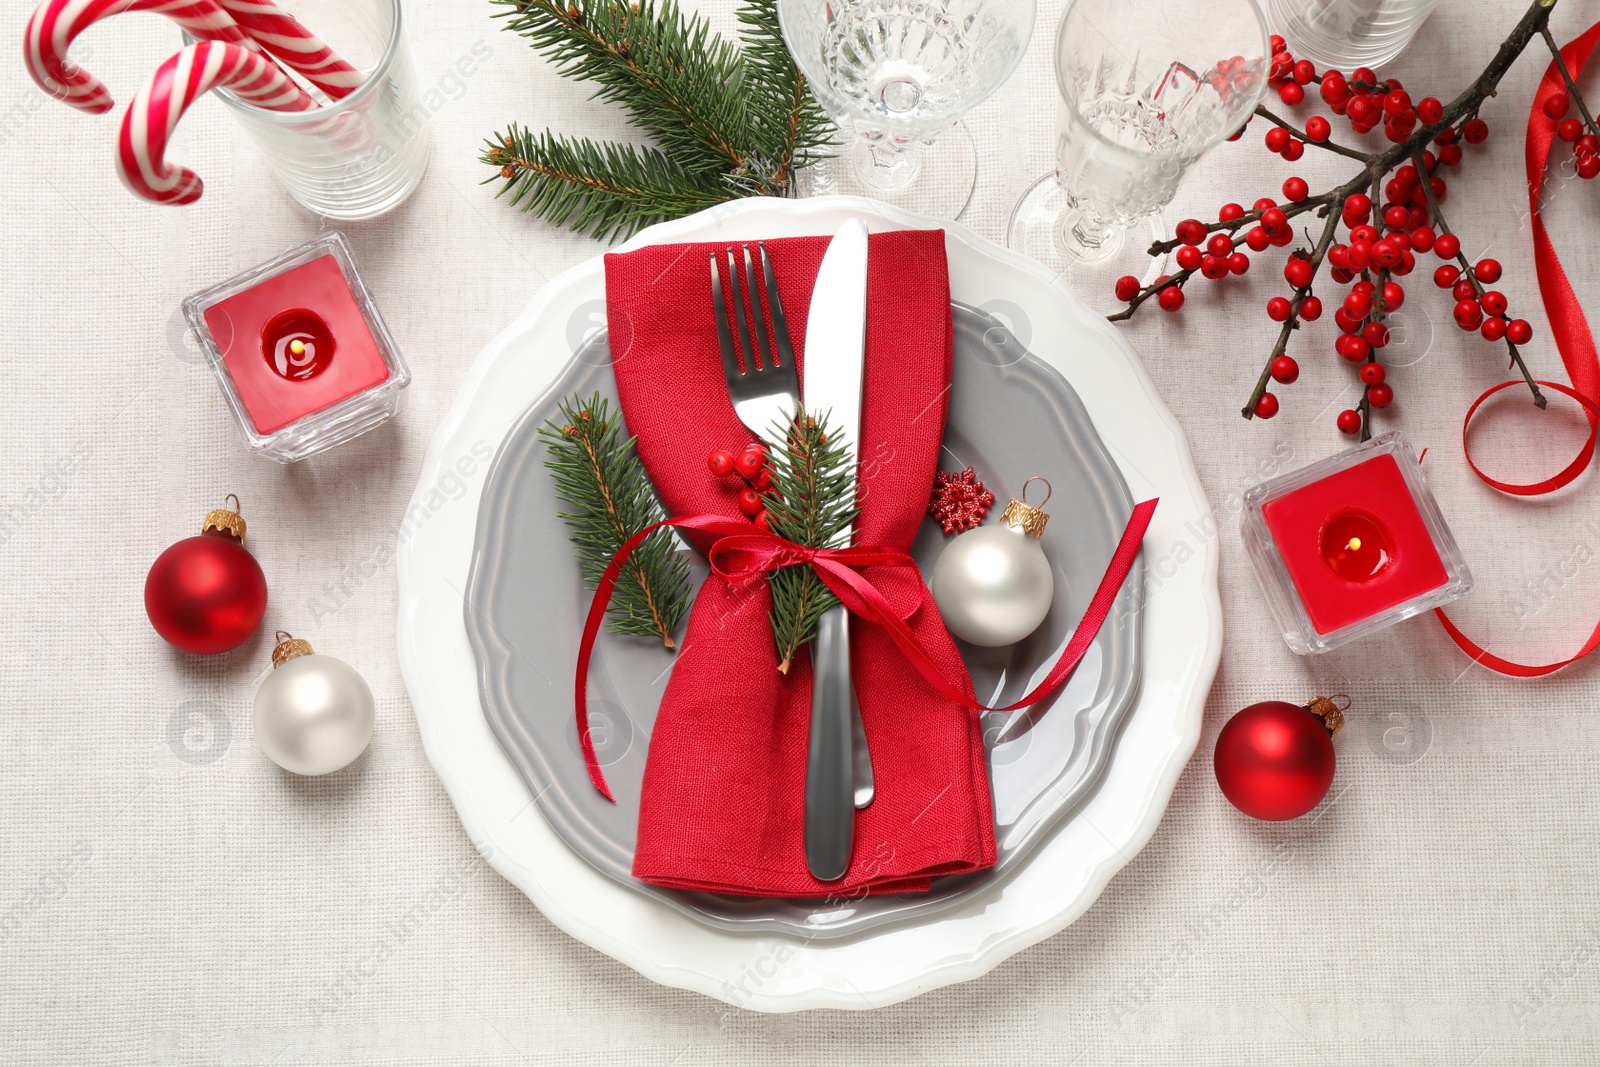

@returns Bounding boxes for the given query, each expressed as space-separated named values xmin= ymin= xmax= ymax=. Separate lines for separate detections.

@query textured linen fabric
xmin=4 ymin=0 xmax=1600 ymax=1062
xmin=606 ymin=231 xmax=995 ymax=896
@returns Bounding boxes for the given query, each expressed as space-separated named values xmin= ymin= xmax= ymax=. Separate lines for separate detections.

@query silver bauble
xmin=930 ymin=479 xmax=1056 ymax=647
xmin=254 ymin=634 xmax=375 ymax=775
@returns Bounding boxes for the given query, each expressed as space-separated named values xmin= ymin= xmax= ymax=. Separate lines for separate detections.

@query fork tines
xmin=709 ymin=242 xmax=794 ymax=376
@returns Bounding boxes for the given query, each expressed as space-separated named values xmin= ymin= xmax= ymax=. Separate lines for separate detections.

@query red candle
xmin=205 ymin=254 xmax=390 ymax=434
xmin=184 ymin=233 xmax=409 ymax=462
xmin=1242 ymin=434 xmax=1471 ymax=653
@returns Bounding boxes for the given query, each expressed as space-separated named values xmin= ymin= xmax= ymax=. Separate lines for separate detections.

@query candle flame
xmin=1347 ymin=537 xmax=1362 ymax=552
xmin=289 ymin=339 xmax=306 ymax=356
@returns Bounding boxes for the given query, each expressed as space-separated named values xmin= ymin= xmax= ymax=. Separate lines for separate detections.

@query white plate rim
xmin=395 ymin=195 xmax=1222 ymax=1012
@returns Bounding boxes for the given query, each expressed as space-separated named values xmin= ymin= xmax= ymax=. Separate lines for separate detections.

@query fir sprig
xmin=540 ymin=393 xmax=691 ymax=647
xmin=763 ymin=407 xmax=858 ymax=673
xmin=487 ymin=126 xmax=731 ymax=242
xmin=481 ymin=0 xmax=830 ymax=240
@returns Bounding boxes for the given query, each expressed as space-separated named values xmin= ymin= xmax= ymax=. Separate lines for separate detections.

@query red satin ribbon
xmin=1433 ymin=19 xmax=1600 ymax=676
xmin=576 ymin=499 xmax=1159 ymax=799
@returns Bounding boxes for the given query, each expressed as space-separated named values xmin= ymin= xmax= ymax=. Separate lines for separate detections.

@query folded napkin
xmin=603 ymin=229 xmax=996 ymax=897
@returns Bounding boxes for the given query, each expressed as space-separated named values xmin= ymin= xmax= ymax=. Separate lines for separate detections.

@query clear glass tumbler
xmin=781 ymin=0 xmax=1036 ymax=219
xmin=1266 ymin=0 xmax=1439 ymax=71
xmin=197 ymin=0 xmax=429 ymax=220
xmin=1007 ymin=0 xmax=1268 ymax=284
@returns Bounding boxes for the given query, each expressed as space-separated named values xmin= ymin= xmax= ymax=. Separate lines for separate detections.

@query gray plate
xmin=463 ymin=303 xmax=1142 ymax=939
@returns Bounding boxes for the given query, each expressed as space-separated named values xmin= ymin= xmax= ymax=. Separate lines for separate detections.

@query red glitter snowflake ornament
xmin=928 ymin=467 xmax=996 ymax=534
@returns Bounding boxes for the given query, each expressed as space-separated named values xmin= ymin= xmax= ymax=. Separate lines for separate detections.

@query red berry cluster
xmin=1545 ymin=90 xmax=1600 ymax=179
xmin=708 ymin=443 xmax=773 ymax=529
xmin=1112 ymin=29 xmax=1557 ymax=440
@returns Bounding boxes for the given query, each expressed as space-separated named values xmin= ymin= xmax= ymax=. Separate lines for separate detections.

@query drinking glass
xmin=1007 ymin=0 xmax=1268 ymax=282
xmin=193 ymin=0 xmax=429 ymax=220
xmin=780 ymin=0 xmax=1036 ymax=219
xmin=1266 ymin=0 xmax=1438 ymax=71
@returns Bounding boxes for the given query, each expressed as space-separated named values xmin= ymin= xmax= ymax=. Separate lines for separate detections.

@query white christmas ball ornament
xmin=253 ymin=633 xmax=375 ymax=775
xmin=931 ymin=477 xmax=1056 ymax=647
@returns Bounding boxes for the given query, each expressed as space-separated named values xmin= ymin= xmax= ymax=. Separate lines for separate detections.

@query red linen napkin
xmin=603 ymin=228 xmax=996 ymax=897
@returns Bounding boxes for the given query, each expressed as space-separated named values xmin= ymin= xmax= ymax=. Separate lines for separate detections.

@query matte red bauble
xmin=144 ymin=497 xmax=268 ymax=654
xmin=1214 ymin=697 xmax=1344 ymax=820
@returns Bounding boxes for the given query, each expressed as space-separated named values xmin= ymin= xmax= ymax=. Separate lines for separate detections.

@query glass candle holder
xmin=1240 ymin=431 xmax=1472 ymax=654
xmin=182 ymin=232 xmax=410 ymax=462
xmin=191 ymin=0 xmax=429 ymax=219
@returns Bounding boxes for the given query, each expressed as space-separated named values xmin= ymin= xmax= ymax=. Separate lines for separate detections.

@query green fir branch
xmin=482 ymin=0 xmax=830 ymax=240
xmin=762 ymin=407 xmax=858 ymax=673
xmin=490 ymin=0 xmax=751 ymax=175
xmin=483 ymin=126 xmax=731 ymax=241
xmin=540 ymin=392 xmax=691 ymax=647
xmin=736 ymin=0 xmax=832 ymax=188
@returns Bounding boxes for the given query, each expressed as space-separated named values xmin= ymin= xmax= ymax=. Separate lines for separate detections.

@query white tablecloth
xmin=5 ymin=0 xmax=1600 ymax=1061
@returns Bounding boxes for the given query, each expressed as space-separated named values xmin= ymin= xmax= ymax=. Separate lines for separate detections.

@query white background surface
xmin=3 ymin=0 xmax=1599 ymax=1062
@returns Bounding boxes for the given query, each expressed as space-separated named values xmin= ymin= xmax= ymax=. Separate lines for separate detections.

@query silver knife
xmin=801 ymin=218 xmax=871 ymax=882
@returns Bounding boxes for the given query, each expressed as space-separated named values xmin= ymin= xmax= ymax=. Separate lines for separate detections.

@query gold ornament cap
xmin=1000 ymin=477 xmax=1051 ymax=539
xmin=271 ymin=631 xmax=314 ymax=667
xmin=202 ymin=493 xmax=246 ymax=542
xmin=1306 ymin=694 xmax=1348 ymax=738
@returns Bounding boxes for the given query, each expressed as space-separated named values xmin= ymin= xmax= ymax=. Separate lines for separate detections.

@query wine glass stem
xmin=848 ymin=131 xmax=925 ymax=194
xmin=1057 ymin=210 xmax=1124 ymax=263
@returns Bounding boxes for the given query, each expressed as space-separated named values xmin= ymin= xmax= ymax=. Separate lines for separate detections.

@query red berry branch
xmin=1110 ymin=0 xmax=1587 ymax=441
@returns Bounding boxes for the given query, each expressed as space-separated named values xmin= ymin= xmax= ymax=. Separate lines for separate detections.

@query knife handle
xmin=804 ymin=605 xmax=855 ymax=882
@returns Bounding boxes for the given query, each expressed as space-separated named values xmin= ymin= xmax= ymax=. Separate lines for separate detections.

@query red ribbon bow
xmin=576 ymin=500 xmax=1158 ymax=799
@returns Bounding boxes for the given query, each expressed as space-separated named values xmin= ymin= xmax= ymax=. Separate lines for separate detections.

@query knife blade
xmin=800 ymin=218 xmax=871 ymax=882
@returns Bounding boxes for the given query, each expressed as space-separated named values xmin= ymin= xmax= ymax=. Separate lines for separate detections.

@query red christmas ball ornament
xmin=1214 ymin=697 xmax=1345 ymax=820
xmin=144 ymin=496 xmax=268 ymax=655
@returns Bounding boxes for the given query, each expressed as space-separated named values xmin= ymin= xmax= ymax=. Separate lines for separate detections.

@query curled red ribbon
xmin=1433 ymin=18 xmax=1600 ymax=675
xmin=576 ymin=499 xmax=1158 ymax=800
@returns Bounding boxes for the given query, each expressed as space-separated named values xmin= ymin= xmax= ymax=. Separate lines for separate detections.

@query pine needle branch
xmin=482 ymin=0 xmax=831 ymax=238
xmin=736 ymin=0 xmax=832 ymax=190
xmin=763 ymin=407 xmax=857 ymax=673
xmin=483 ymin=126 xmax=732 ymax=241
xmin=490 ymin=0 xmax=751 ymax=175
xmin=540 ymin=392 xmax=691 ymax=647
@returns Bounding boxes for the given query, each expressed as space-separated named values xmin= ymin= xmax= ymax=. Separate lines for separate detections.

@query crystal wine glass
xmin=1007 ymin=0 xmax=1269 ymax=284
xmin=779 ymin=0 xmax=1036 ymax=219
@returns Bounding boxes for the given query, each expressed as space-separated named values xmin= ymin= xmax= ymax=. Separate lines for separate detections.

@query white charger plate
xmin=396 ymin=196 xmax=1222 ymax=1012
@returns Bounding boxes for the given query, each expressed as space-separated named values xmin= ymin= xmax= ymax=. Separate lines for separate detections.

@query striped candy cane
xmin=117 ymin=40 xmax=315 ymax=204
xmin=24 ymin=0 xmax=261 ymax=114
xmin=214 ymin=0 xmax=362 ymax=99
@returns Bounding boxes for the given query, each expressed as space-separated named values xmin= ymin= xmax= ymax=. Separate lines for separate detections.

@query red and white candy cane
xmin=24 ymin=0 xmax=261 ymax=114
xmin=214 ymin=0 xmax=362 ymax=99
xmin=117 ymin=40 xmax=315 ymax=204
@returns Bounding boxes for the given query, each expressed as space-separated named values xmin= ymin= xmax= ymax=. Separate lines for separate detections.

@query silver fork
xmin=710 ymin=244 xmax=874 ymax=809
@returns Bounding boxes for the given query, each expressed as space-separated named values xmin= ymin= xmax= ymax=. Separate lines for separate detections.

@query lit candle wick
xmin=1346 ymin=537 xmax=1362 ymax=552
xmin=289 ymin=339 xmax=306 ymax=356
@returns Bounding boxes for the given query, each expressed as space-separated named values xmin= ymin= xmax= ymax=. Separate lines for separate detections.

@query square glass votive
xmin=183 ymin=232 xmax=409 ymax=463
xmin=1241 ymin=431 xmax=1473 ymax=654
